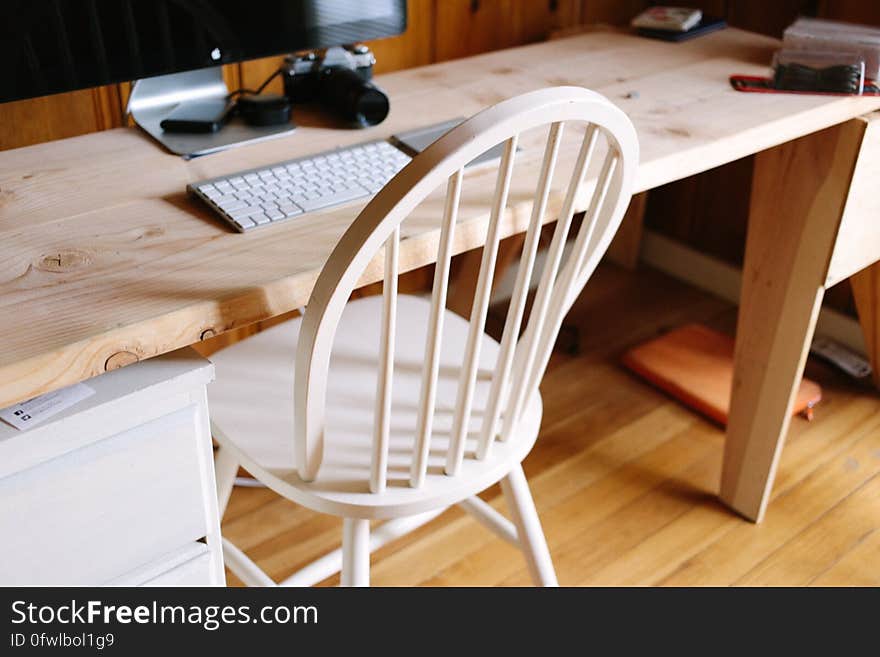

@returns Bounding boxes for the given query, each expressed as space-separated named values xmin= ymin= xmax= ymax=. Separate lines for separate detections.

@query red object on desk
xmin=730 ymin=74 xmax=880 ymax=95
xmin=622 ymin=323 xmax=822 ymax=426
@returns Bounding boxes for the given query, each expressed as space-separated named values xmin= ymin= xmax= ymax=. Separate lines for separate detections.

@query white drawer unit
xmin=0 ymin=348 xmax=224 ymax=586
xmin=110 ymin=543 xmax=215 ymax=586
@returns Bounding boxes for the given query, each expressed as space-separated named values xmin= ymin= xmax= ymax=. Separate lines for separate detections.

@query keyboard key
xmin=295 ymin=186 xmax=368 ymax=213
xmin=220 ymin=200 xmax=248 ymax=212
xmin=278 ymin=203 xmax=302 ymax=216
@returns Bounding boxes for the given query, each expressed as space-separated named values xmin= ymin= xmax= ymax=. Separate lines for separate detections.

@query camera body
xmin=283 ymin=45 xmax=389 ymax=127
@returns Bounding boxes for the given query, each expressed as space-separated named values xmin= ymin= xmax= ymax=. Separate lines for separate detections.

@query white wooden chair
xmin=208 ymin=87 xmax=638 ymax=587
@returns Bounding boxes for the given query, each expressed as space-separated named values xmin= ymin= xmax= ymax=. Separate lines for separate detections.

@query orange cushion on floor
xmin=622 ymin=323 xmax=822 ymax=426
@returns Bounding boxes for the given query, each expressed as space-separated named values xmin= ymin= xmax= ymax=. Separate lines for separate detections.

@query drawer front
xmin=142 ymin=552 xmax=216 ymax=586
xmin=110 ymin=542 xmax=219 ymax=586
xmin=0 ymin=405 xmax=209 ymax=585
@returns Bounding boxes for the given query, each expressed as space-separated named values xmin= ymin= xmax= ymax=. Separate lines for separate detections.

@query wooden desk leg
xmin=721 ymin=122 xmax=866 ymax=523
xmin=606 ymin=191 xmax=647 ymax=269
xmin=851 ymin=261 xmax=880 ymax=389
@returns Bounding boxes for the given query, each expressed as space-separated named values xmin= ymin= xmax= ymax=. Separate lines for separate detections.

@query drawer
xmin=143 ymin=552 xmax=216 ymax=586
xmin=0 ymin=405 xmax=209 ymax=585
xmin=110 ymin=542 xmax=219 ymax=586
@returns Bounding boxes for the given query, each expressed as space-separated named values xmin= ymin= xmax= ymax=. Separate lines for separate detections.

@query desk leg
xmin=606 ymin=191 xmax=647 ymax=269
xmin=721 ymin=122 xmax=864 ymax=523
xmin=851 ymin=261 xmax=880 ymax=390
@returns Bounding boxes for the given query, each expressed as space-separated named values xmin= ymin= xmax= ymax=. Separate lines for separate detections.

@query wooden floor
xmin=222 ymin=263 xmax=880 ymax=586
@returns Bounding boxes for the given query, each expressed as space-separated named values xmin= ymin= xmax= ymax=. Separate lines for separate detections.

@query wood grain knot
xmin=200 ymin=329 xmax=217 ymax=341
xmin=665 ymin=126 xmax=691 ymax=139
xmin=36 ymin=249 xmax=92 ymax=273
xmin=138 ymin=226 xmax=165 ymax=240
xmin=105 ymin=351 xmax=139 ymax=371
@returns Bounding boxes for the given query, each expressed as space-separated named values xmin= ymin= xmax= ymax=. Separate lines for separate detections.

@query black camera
xmin=283 ymin=45 xmax=390 ymax=127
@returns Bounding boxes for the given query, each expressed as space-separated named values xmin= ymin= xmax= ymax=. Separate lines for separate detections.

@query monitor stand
xmin=127 ymin=66 xmax=295 ymax=159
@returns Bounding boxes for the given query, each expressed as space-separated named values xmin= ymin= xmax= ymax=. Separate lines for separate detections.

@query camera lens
xmin=318 ymin=67 xmax=389 ymax=127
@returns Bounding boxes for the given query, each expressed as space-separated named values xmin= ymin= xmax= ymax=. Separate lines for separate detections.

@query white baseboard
xmin=640 ymin=229 xmax=867 ymax=355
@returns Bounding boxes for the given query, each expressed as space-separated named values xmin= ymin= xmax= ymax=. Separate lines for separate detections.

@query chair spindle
xmin=477 ymin=122 xmax=565 ymax=459
xmin=370 ymin=225 xmax=400 ymax=493
xmin=411 ymin=169 xmax=464 ymax=488
xmin=446 ymin=135 xmax=519 ymax=476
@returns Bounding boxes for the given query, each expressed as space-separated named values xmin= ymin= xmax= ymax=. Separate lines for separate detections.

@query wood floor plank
xmin=248 ymin=513 xmax=343 ymax=582
xmin=223 ymin=497 xmax=317 ymax=551
xmin=809 ymin=528 xmax=880 ymax=586
xmin=736 ymin=474 xmax=880 ymax=586
xmin=600 ymin=395 xmax=880 ymax=585
xmin=369 ymin=507 xmax=498 ymax=586
xmin=583 ymin=492 xmax=733 ymax=586
xmin=504 ymin=433 xmax=723 ymax=586
xmin=222 ymin=484 xmax=278 ymax=523
xmin=661 ymin=406 xmax=880 ymax=585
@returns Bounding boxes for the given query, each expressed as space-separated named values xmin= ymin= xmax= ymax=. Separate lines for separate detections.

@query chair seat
xmin=208 ymin=294 xmax=543 ymax=519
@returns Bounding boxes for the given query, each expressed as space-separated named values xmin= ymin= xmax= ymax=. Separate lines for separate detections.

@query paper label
xmin=0 ymin=383 xmax=96 ymax=431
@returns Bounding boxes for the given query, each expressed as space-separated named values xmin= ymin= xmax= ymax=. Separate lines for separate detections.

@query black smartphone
xmin=160 ymin=99 xmax=234 ymax=133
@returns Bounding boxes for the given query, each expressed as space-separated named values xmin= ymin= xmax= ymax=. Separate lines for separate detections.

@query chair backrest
xmin=295 ymin=87 xmax=638 ymax=490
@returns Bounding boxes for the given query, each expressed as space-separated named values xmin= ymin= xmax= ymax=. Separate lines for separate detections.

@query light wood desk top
xmin=2 ymin=27 xmax=879 ymax=408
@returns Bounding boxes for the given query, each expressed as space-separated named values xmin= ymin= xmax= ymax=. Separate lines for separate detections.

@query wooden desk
xmin=2 ymin=28 xmax=879 ymax=522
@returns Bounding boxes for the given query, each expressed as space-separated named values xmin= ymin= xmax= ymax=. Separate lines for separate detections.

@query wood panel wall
xmin=3 ymin=0 xmax=878 ymax=315
xmin=643 ymin=1 xmax=880 ymax=316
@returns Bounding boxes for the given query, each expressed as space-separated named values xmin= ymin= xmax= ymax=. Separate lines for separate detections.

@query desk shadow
xmin=161 ymin=189 xmax=234 ymax=232
xmin=586 ymin=447 xmax=723 ymax=508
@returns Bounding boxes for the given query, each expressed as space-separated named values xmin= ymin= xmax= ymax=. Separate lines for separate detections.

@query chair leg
xmin=501 ymin=464 xmax=558 ymax=587
xmin=341 ymin=518 xmax=370 ymax=587
xmin=214 ymin=444 xmax=239 ymax=518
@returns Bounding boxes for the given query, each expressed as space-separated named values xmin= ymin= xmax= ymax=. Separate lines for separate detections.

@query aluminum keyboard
xmin=188 ymin=140 xmax=412 ymax=232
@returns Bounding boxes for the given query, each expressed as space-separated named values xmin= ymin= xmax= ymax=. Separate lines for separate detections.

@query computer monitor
xmin=3 ymin=0 xmax=407 ymax=155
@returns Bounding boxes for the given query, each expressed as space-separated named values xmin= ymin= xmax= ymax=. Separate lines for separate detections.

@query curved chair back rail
xmin=296 ymin=86 xmax=639 ymax=489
